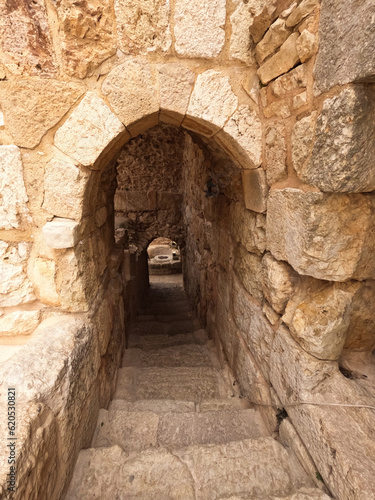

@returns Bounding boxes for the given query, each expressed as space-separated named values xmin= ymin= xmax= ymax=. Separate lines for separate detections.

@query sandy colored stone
xmin=269 ymin=64 xmax=307 ymax=97
xmin=296 ymin=30 xmax=317 ymax=62
xmin=56 ymin=0 xmax=116 ymax=78
xmin=102 ymin=59 xmax=159 ymax=136
xmin=55 ymin=92 xmax=126 ymax=169
xmin=174 ymin=0 xmax=226 ymax=58
xmin=0 ymin=80 xmax=85 ymax=148
xmin=234 ymin=246 xmax=263 ymax=302
xmin=229 ymin=3 xmax=255 ymax=65
xmin=0 ymin=308 xmax=41 ymax=336
xmin=302 ymin=86 xmax=375 ymax=192
xmin=314 ymin=0 xmax=375 ymax=93
xmin=258 ymin=32 xmax=300 ymax=85
xmin=286 ymin=0 xmax=319 ymax=28
xmin=230 ymin=202 xmax=266 ymax=255
xmin=157 ymin=64 xmax=196 ymax=125
xmin=291 ymin=112 xmax=318 ymax=177
xmin=249 ymin=1 xmax=277 ymax=43
xmin=256 ymin=18 xmax=291 ymax=65
xmin=265 ymin=124 xmax=288 ymax=185
xmin=263 ymin=101 xmax=291 ymax=119
xmin=29 ymin=257 xmax=60 ymax=306
xmin=43 ymin=155 xmax=91 ymax=220
xmin=345 ymin=281 xmax=375 ymax=352
xmin=184 ymin=70 xmax=238 ymax=137
xmin=42 ymin=219 xmax=80 ymax=250
xmin=242 ymin=168 xmax=268 ymax=213
xmin=0 ymin=242 xmax=35 ymax=307
xmin=215 ymin=105 xmax=262 ymax=169
xmin=283 ymin=281 xmax=355 ymax=360
xmin=262 ymin=253 xmax=297 ymax=314
xmin=267 ymin=188 xmax=375 ymax=281
xmin=0 ymin=146 xmax=31 ymax=230
xmin=293 ymin=91 xmax=307 ymax=109
xmin=0 ymin=0 xmax=56 ymax=77
xmin=115 ymin=0 xmax=171 ymax=55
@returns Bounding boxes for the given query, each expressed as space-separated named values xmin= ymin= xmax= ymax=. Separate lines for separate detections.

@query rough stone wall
xmin=0 ymin=0 xmax=374 ymax=499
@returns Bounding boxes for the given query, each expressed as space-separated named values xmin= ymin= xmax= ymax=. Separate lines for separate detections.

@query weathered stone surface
xmin=30 ymin=257 xmax=60 ymax=306
xmin=291 ymin=111 xmax=318 ymax=177
xmin=42 ymin=219 xmax=80 ymax=249
xmin=157 ymin=64 xmax=196 ymax=125
xmin=286 ymin=0 xmax=319 ymax=28
xmin=115 ymin=0 xmax=171 ymax=55
xmin=296 ymin=29 xmax=317 ymax=63
xmin=102 ymin=59 xmax=159 ymax=136
xmin=256 ymin=18 xmax=291 ymax=65
xmin=265 ymin=124 xmax=288 ymax=185
xmin=0 ymin=242 xmax=35 ymax=307
xmin=0 ymin=80 xmax=85 ymax=148
xmin=43 ymin=155 xmax=91 ymax=220
xmin=345 ymin=281 xmax=375 ymax=352
xmin=249 ymin=1 xmax=277 ymax=43
xmin=56 ymin=0 xmax=116 ymax=78
xmin=0 ymin=146 xmax=31 ymax=230
xmin=293 ymin=91 xmax=307 ymax=109
xmin=300 ymin=86 xmax=375 ymax=192
xmin=283 ymin=280 xmax=355 ymax=360
xmin=215 ymin=105 xmax=262 ymax=169
xmin=224 ymin=490 xmax=331 ymax=500
xmin=242 ymin=168 xmax=268 ymax=213
xmin=55 ymin=92 xmax=126 ymax=169
xmin=229 ymin=3 xmax=255 ymax=65
xmin=0 ymin=0 xmax=56 ymax=77
xmin=234 ymin=246 xmax=263 ymax=302
xmin=0 ymin=308 xmax=41 ymax=336
xmin=269 ymin=64 xmax=307 ymax=97
xmin=174 ymin=0 xmax=226 ymax=58
xmin=184 ymin=71 xmax=238 ymax=137
xmin=230 ymin=202 xmax=266 ymax=255
xmin=262 ymin=253 xmax=296 ymax=314
xmin=314 ymin=0 xmax=375 ymax=93
xmin=267 ymin=188 xmax=375 ymax=281
xmin=258 ymin=32 xmax=300 ymax=85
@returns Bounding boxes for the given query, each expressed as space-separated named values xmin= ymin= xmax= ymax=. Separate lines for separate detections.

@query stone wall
xmin=0 ymin=0 xmax=374 ymax=498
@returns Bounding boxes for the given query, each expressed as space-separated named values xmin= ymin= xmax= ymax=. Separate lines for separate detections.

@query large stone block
xmin=285 ymin=0 xmax=319 ymax=28
xmin=234 ymin=246 xmax=263 ymax=302
xmin=269 ymin=64 xmax=307 ymax=97
xmin=242 ymin=168 xmax=268 ymax=213
xmin=184 ymin=71 xmax=238 ymax=137
xmin=115 ymin=0 xmax=171 ymax=55
xmin=267 ymin=188 xmax=375 ymax=281
xmin=298 ymin=86 xmax=375 ymax=192
xmin=54 ymin=92 xmax=127 ymax=169
xmin=0 ymin=80 xmax=85 ymax=149
xmin=102 ymin=59 xmax=160 ymax=136
xmin=42 ymin=219 xmax=80 ymax=250
xmin=229 ymin=3 xmax=255 ymax=65
xmin=0 ymin=146 xmax=31 ymax=230
xmin=314 ymin=0 xmax=375 ymax=93
xmin=29 ymin=257 xmax=60 ymax=306
xmin=0 ymin=242 xmax=35 ymax=307
xmin=258 ymin=32 xmax=300 ymax=85
xmin=291 ymin=111 xmax=318 ymax=178
xmin=262 ymin=253 xmax=297 ymax=314
xmin=174 ymin=0 xmax=226 ymax=58
xmin=56 ymin=0 xmax=116 ymax=78
xmin=230 ymin=202 xmax=266 ymax=255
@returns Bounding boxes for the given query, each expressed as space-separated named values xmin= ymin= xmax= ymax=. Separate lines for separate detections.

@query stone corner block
xmin=42 ymin=219 xmax=80 ymax=249
xmin=242 ymin=168 xmax=269 ymax=213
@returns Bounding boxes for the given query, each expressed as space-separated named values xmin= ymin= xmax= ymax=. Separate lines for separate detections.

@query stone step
xmin=142 ymin=300 xmax=191 ymax=316
xmin=66 ymin=438 xmax=325 ymax=500
xmin=122 ymin=344 xmax=211 ymax=368
xmin=129 ymin=318 xmax=201 ymax=337
xmin=127 ymin=329 xmax=208 ymax=350
xmin=135 ymin=311 xmax=195 ymax=323
xmin=113 ymin=365 xmax=230 ymax=402
xmin=146 ymin=291 xmax=188 ymax=303
xmin=92 ymin=408 xmax=268 ymax=452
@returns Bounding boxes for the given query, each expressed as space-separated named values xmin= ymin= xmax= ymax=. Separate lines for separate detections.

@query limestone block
xmin=291 ymin=112 xmax=318 ymax=177
xmin=174 ymin=0 xmax=226 ymax=58
xmin=263 ymin=302 xmax=280 ymax=325
xmin=234 ymin=246 xmax=263 ymax=302
xmin=0 ymin=146 xmax=31 ymax=230
xmin=296 ymin=30 xmax=317 ymax=63
xmin=269 ymin=64 xmax=307 ymax=97
xmin=184 ymin=71 xmax=238 ymax=137
xmin=42 ymin=219 xmax=80 ymax=250
xmin=56 ymin=250 xmax=90 ymax=312
xmin=249 ymin=1 xmax=277 ymax=43
xmin=314 ymin=0 xmax=375 ymax=93
xmin=255 ymin=19 xmax=291 ymax=65
xmin=283 ymin=281 xmax=355 ymax=360
xmin=263 ymin=101 xmax=291 ymax=119
xmin=56 ymin=0 xmax=116 ymax=78
xmin=102 ymin=59 xmax=160 ymax=136
xmin=157 ymin=64 xmax=196 ymax=125
xmin=230 ymin=202 xmax=266 ymax=255
xmin=286 ymin=0 xmax=319 ymax=28
xmin=54 ymin=92 xmax=126 ymax=169
xmin=242 ymin=168 xmax=268 ymax=213
xmin=215 ymin=105 xmax=262 ymax=169
xmin=293 ymin=91 xmax=307 ymax=109
xmin=115 ymin=0 xmax=171 ymax=55
xmin=43 ymin=155 xmax=91 ymax=220
xmin=229 ymin=3 xmax=255 ymax=65
xmin=0 ymin=0 xmax=56 ymax=77
xmin=0 ymin=308 xmax=41 ymax=336
xmin=344 ymin=281 xmax=375 ymax=352
xmin=258 ymin=32 xmax=300 ymax=85
xmin=0 ymin=80 xmax=85 ymax=148
xmin=30 ymin=257 xmax=60 ymax=306
xmin=265 ymin=124 xmax=288 ymax=185
xmin=301 ymin=86 xmax=375 ymax=192
xmin=0 ymin=242 xmax=35 ymax=307
xmin=266 ymin=188 xmax=375 ymax=281
xmin=262 ymin=253 xmax=297 ymax=314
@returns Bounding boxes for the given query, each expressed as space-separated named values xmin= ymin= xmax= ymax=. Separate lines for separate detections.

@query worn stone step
xmin=136 ymin=311 xmax=195 ymax=323
xmin=122 ymin=344 xmax=210 ymax=368
xmin=109 ymin=397 xmax=249 ymax=413
xmin=129 ymin=318 xmax=201 ymax=337
xmin=128 ymin=329 xmax=208 ymax=350
xmin=113 ymin=365 xmax=230 ymax=402
xmin=142 ymin=300 xmax=191 ymax=316
xmin=66 ymin=438 xmax=325 ymax=500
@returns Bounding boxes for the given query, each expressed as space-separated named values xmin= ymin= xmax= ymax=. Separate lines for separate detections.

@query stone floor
xmin=65 ymin=275 xmax=331 ymax=500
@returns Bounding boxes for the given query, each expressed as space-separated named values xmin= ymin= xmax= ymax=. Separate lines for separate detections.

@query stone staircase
xmin=65 ymin=278 xmax=330 ymax=500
